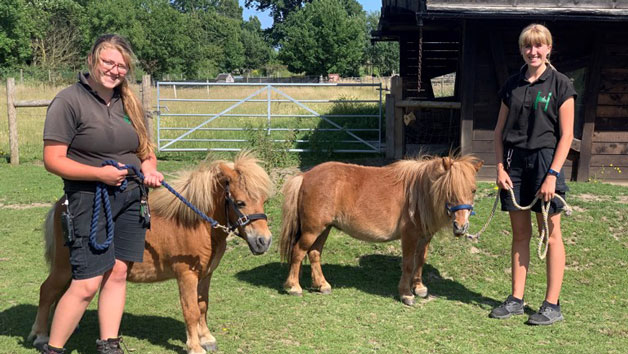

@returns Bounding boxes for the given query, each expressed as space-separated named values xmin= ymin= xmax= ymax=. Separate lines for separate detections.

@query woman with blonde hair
xmin=491 ymin=23 xmax=575 ymax=325
xmin=41 ymin=34 xmax=163 ymax=353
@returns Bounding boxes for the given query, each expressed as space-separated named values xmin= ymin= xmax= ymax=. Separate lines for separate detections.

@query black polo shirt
xmin=44 ymin=73 xmax=142 ymax=187
xmin=498 ymin=65 xmax=577 ymax=150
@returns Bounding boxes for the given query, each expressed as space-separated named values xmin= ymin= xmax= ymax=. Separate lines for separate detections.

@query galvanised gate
xmin=156 ymin=82 xmax=383 ymax=153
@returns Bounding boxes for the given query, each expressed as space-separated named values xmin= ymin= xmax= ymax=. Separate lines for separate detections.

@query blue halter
xmin=446 ymin=203 xmax=475 ymax=216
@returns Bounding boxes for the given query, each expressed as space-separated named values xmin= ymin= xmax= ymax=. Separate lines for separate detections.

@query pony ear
xmin=473 ymin=159 xmax=484 ymax=172
xmin=442 ymin=157 xmax=454 ymax=171
xmin=217 ymin=163 xmax=238 ymax=183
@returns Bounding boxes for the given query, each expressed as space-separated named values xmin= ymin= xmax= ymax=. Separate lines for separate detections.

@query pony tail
xmin=120 ymin=80 xmax=153 ymax=160
xmin=43 ymin=206 xmax=56 ymax=268
xmin=279 ymin=175 xmax=304 ymax=262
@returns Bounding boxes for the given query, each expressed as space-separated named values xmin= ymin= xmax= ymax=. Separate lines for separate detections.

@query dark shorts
xmin=500 ymin=147 xmax=569 ymax=214
xmin=65 ymin=183 xmax=147 ymax=280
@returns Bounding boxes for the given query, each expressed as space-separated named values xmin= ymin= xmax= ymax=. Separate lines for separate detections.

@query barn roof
xmin=380 ymin=0 xmax=628 ymax=23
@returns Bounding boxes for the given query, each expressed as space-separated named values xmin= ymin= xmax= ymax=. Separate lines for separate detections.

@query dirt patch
xmin=0 ymin=202 xmax=52 ymax=210
xmin=618 ymin=196 xmax=628 ymax=204
xmin=575 ymin=193 xmax=611 ymax=202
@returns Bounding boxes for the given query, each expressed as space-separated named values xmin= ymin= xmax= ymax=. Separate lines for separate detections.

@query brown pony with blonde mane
xmin=30 ymin=152 xmax=273 ymax=354
xmin=280 ymin=155 xmax=482 ymax=306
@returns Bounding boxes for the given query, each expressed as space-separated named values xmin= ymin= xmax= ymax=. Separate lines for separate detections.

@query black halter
xmin=224 ymin=182 xmax=268 ymax=234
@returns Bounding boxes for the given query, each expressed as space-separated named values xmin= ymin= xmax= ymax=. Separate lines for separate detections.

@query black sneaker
xmin=489 ymin=295 xmax=524 ymax=319
xmin=527 ymin=301 xmax=564 ymax=325
xmin=96 ymin=337 xmax=124 ymax=354
xmin=41 ymin=344 xmax=66 ymax=354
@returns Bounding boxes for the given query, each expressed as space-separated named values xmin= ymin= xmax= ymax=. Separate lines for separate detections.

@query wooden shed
xmin=374 ymin=0 xmax=628 ymax=182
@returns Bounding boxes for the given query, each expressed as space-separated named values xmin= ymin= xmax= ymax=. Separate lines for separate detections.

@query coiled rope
xmin=464 ymin=188 xmax=572 ymax=260
xmin=89 ymin=160 xmax=233 ymax=251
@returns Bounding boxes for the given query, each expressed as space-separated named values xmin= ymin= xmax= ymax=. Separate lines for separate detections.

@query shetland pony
xmin=29 ymin=152 xmax=273 ymax=354
xmin=279 ymin=155 xmax=482 ymax=306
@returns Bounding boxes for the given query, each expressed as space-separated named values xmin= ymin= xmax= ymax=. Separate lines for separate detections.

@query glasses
xmin=100 ymin=58 xmax=128 ymax=74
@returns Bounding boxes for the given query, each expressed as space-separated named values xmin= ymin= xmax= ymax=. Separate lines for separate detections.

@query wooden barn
xmin=374 ymin=0 xmax=628 ymax=182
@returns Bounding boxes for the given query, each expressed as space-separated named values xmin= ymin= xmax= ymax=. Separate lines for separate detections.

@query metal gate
xmin=156 ymin=82 xmax=383 ymax=153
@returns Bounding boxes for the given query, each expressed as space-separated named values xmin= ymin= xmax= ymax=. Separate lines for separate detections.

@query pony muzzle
xmin=244 ymin=230 xmax=272 ymax=255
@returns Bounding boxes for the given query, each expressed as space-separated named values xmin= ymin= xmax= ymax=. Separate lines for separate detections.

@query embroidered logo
xmin=123 ymin=114 xmax=132 ymax=124
xmin=534 ymin=91 xmax=552 ymax=112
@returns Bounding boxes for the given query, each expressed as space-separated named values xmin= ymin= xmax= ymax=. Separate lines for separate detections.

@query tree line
xmin=0 ymin=0 xmax=398 ymax=82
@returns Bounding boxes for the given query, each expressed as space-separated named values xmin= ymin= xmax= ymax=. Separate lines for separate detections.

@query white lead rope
xmin=465 ymin=188 xmax=572 ymax=260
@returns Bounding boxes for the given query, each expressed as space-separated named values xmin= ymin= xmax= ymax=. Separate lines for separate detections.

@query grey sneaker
xmin=527 ymin=301 xmax=564 ymax=325
xmin=41 ymin=344 xmax=66 ymax=354
xmin=96 ymin=337 xmax=124 ymax=354
xmin=489 ymin=295 xmax=524 ymax=319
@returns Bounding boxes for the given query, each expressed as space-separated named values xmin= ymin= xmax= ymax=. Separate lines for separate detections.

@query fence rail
xmin=5 ymin=76 xmax=153 ymax=165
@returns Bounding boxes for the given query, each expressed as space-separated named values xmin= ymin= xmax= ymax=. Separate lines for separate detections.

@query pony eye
xmin=236 ymin=201 xmax=246 ymax=208
xmin=472 ymin=189 xmax=477 ymax=194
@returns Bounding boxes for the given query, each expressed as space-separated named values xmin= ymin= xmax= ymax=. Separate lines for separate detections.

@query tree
xmin=241 ymin=16 xmax=273 ymax=73
xmin=277 ymin=0 xmax=365 ymax=77
xmin=30 ymin=0 xmax=86 ymax=69
xmin=0 ymin=0 xmax=36 ymax=68
xmin=364 ymin=11 xmax=399 ymax=76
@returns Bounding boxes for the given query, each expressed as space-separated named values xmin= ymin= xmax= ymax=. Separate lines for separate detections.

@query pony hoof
xmin=413 ymin=285 xmax=428 ymax=298
xmin=316 ymin=284 xmax=332 ymax=295
xmin=285 ymin=287 xmax=303 ymax=296
xmin=401 ymin=296 xmax=415 ymax=306
xmin=201 ymin=341 xmax=217 ymax=352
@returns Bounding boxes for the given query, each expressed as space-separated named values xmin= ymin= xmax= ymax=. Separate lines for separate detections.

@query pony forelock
xmin=388 ymin=154 xmax=479 ymax=235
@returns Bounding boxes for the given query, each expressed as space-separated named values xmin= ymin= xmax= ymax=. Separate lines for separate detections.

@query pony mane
xmin=149 ymin=151 xmax=272 ymax=227
xmin=386 ymin=154 xmax=479 ymax=235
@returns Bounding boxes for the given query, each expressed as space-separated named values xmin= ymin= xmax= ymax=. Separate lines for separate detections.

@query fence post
xmin=6 ymin=78 xmax=19 ymax=165
xmin=141 ymin=75 xmax=153 ymax=142
xmin=390 ymin=76 xmax=404 ymax=159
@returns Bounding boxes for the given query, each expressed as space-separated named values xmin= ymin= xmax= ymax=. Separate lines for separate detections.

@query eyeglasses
xmin=100 ymin=58 xmax=128 ymax=74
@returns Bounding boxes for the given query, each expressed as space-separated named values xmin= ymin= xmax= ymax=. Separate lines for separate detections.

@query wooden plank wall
xmin=590 ymin=29 xmax=628 ymax=181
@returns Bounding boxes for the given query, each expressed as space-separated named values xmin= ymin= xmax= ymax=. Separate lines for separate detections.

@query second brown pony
xmin=280 ymin=155 xmax=483 ymax=306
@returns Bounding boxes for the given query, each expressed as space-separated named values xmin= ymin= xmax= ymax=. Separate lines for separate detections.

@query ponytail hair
xmin=88 ymin=34 xmax=153 ymax=160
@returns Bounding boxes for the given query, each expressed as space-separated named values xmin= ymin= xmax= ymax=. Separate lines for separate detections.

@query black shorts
xmin=500 ymin=147 xmax=569 ymax=214
xmin=65 ymin=183 xmax=147 ymax=280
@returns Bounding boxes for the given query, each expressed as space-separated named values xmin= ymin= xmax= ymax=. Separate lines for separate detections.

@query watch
xmin=547 ymin=168 xmax=560 ymax=178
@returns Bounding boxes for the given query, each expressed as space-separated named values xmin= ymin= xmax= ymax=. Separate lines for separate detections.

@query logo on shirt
xmin=534 ymin=91 xmax=552 ymax=112
xmin=123 ymin=114 xmax=132 ymax=124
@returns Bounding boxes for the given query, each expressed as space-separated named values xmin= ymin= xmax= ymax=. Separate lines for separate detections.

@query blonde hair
xmin=88 ymin=34 xmax=153 ymax=160
xmin=518 ymin=24 xmax=553 ymax=65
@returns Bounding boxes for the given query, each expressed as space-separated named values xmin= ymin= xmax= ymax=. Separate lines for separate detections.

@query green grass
xmin=1 ymin=159 xmax=627 ymax=353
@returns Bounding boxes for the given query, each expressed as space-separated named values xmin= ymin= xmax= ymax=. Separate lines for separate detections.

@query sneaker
xmin=489 ymin=295 xmax=524 ymax=319
xmin=41 ymin=344 xmax=66 ymax=354
xmin=96 ymin=337 xmax=124 ymax=354
xmin=527 ymin=301 xmax=564 ymax=325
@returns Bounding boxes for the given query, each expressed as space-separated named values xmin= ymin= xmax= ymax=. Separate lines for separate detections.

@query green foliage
xmin=277 ymin=0 xmax=366 ymax=76
xmin=365 ymin=11 xmax=399 ymax=76
xmin=243 ymin=125 xmax=300 ymax=168
xmin=0 ymin=0 xmax=35 ymax=68
xmin=241 ymin=17 xmax=273 ymax=73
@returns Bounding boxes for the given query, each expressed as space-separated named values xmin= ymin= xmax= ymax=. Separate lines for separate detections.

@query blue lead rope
xmin=89 ymin=160 xmax=219 ymax=251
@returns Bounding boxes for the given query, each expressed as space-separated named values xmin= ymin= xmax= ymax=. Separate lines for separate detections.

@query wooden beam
xmin=396 ymin=100 xmax=461 ymax=109
xmin=390 ymin=76 xmax=405 ymax=159
xmin=13 ymin=100 xmax=51 ymax=107
xmin=577 ymin=32 xmax=604 ymax=182
xmin=385 ymin=93 xmax=396 ymax=159
xmin=141 ymin=75 xmax=153 ymax=142
xmin=459 ymin=20 xmax=476 ymax=155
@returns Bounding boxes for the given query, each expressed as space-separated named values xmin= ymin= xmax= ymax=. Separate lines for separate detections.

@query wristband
xmin=547 ymin=168 xmax=560 ymax=178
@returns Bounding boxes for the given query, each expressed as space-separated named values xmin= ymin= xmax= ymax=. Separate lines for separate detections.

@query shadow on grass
xmin=0 ymin=304 xmax=188 ymax=353
xmin=236 ymin=254 xmax=502 ymax=309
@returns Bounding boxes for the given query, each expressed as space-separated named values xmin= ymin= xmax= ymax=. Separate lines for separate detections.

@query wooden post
xmin=6 ymin=78 xmax=19 ymax=165
xmin=141 ymin=75 xmax=153 ymax=142
xmin=20 ymin=69 xmax=23 ymax=84
xmin=460 ymin=20 xmax=476 ymax=156
xmin=385 ymin=93 xmax=395 ymax=158
xmin=391 ymin=76 xmax=404 ymax=159
xmin=577 ymin=32 xmax=604 ymax=182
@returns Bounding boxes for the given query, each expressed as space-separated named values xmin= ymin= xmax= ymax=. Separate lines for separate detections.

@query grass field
xmin=1 ymin=82 xmax=627 ymax=353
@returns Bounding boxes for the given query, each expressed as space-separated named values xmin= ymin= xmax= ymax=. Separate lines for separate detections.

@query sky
xmin=239 ymin=0 xmax=382 ymax=29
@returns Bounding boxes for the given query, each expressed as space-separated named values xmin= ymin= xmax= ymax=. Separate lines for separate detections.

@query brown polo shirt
xmin=44 ymin=73 xmax=142 ymax=188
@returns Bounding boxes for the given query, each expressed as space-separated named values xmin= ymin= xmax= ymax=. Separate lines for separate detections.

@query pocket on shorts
xmin=67 ymin=236 xmax=86 ymax=268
